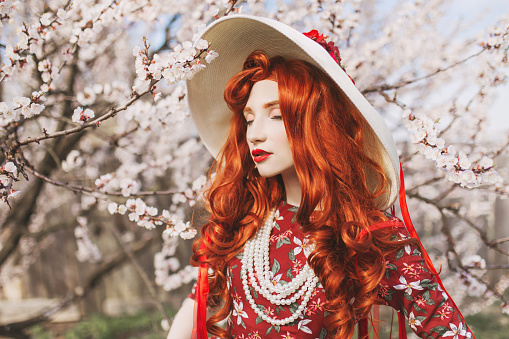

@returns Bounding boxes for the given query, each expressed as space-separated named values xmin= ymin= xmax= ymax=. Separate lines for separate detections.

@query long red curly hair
xmin=191 ymin=51 xmax=413 ymax=338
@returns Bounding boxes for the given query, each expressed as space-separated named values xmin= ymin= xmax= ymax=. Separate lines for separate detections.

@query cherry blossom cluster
xmin=124 ymin=84 xmax=189 ymax=129
xmin=403 ymin=109 xmax=503 ymax=188
xmin=206 ymin=0 xmax=239 ymax=18
xmin=0 ymin=0 xmax=18 ymax=33
xmin=62 ymin=150 xmax=83 ymax=172
xmin=462 ymin=254 xmax=487 ymax=270
xmin=157 ymin=263 xmax=198 ymax=292
xmin=95 ymin=173 xmax=140 ymax=197
xmin=71 ymin=107 xmax=96 ymax=125
xmin=0 ymin=91 xmax=46 ymax=124
xmin=1 ymin=0 xmax=149 ymax=88
xmin=107 ymin=198 xmax=197 ymax=239
xmin=37 ymin=59 xmax=57 ymax=88
xmin=133 ymin=37 xmax=218 ymax=92
xmin=174 ymin=0 xmax=242 ymax=43
xmin=480 ymin=16 xmax=509 ymax=51
xmin=1 ymin=7 xmax=63 ymax=82
xmin=171 ymin=175 xmax=207 ymax=208
xmin=154 ymin=235 xmax=198 ymax=291
xmin=92 ymin=140 xmax=205 ymax=202
xmin=0 ymin=161 xmax=20 ymax=202
xmin=311 ymin=0 xmax=362 ymax=41
xmin=456 ymin=255 xmax=488 ymax=298
xmin=74 ymin=216 xmax=102 ymax=263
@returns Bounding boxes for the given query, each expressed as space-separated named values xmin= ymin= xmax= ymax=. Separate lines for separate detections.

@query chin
xmin=256 ymin=170 xmax=278 ymax=178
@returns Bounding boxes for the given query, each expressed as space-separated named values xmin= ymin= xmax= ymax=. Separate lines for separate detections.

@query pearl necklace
xmin=241 ymin=207 xmax=319 ymax=326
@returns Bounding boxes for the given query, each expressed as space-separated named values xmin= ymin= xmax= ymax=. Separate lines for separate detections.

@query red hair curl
xmin=191 ymin=51 xmax=414 ymax=338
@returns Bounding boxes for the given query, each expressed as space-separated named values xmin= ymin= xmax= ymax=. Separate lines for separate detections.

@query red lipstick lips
xmin=252 ymin=149 xmax=271 ymax=162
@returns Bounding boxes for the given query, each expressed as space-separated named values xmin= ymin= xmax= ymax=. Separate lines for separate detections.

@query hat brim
xmin=186 ymin=14 xmax=400 ymax=210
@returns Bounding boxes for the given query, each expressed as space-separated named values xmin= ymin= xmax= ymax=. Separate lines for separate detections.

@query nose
xmin=246 ymin=117 xmax=267 ymax=144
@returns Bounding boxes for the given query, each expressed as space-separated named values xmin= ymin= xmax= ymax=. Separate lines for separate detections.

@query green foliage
xmin=29 ymin=310 xmax=169 ymax=339
xmin=465 ymin=308 xmax=509 ymax=339
xmin=27 ymin=303 xmax=509 ymax=338
xmin=28 ymin=325 xmax=53 ymax=339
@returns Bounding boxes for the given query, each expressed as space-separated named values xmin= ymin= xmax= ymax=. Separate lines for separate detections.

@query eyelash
xmin=244 ymin=108 xmax=282 ymax=127
xmin=245 ymin=116 xmax=282 ymax=127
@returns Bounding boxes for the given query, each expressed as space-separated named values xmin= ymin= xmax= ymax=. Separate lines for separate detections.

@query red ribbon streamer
xmin=399 ymin=164 xmax=474 ymax=339
xmin=358 ymin=318 xmax=368 ymax=339
xmin=398 ymin=311 xmax=407 ymax=339
xmin=192 ymin=235 xmax=210 ymax=339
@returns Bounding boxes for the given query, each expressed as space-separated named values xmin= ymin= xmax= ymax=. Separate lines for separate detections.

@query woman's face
xmin=244 ymin=80 xmax=297 ymax=181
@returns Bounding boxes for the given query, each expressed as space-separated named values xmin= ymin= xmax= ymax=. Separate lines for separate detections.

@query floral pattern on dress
xmin=381 ymin=221 xmax=473 ymax=339
xmin=190 ymin=202 xmax=474 ymax=338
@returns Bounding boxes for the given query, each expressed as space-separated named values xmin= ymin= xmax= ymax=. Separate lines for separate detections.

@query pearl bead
xmin=240 ymin=207 xmax=318 ymax=326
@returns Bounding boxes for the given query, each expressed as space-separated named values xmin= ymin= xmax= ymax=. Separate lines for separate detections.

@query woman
xmin=169 ymin=15 xmax=474 ymax=339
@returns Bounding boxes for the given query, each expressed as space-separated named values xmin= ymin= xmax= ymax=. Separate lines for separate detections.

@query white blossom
xmin=205 ymin=50 xmax=219 ymax=63
xmin=74 ymin=217 xmax=102 ymax=263
xmin=458 ymin=152 xmax=471 ymax=170
xmin=62 ymin=150 xmax=83 ymax=172
xmin=40 ymin=13 xmax=52 ymax=26
xmin=118 ymin=205 xmax=127 ymax=215
xmin=463 ymin=255 xmax=486 ymax=270
xmin=77 ymin=87 xmax=97 ymax=106
xmin=8 ymin=190 xmax=20 ymax=198
xmin=95 ymin=173 xmax=113 ymax=188
xmin=4 ymin=162 xmax=17 ymax=176
xmin=72 ymin=107 xmax=95 ymax=124
xmin=459 ymin=170 xmax=477 ymax=187
xmin=180 ymin=228 xmax=197 ymax=239
xmin=108 ymin=202 xmax=118 ymax=215
xmin=478 ymin=156 xmax=493 ymax=169
xmin=13 ymin=96 xmax=30 ymax=107
xmin=137 ymin=219 xmax=156 ymax=229
xmin=194 ymin=38 xmax=209 ymax=50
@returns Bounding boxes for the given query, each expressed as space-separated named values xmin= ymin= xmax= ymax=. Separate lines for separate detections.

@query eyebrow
xmin=243 ymin=100 xmax=280 ymax=114
xmin=263 ymin=100 xmax=279 ymax=109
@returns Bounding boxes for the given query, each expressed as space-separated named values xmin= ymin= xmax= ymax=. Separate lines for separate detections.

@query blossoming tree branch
xmin=0 ymin=0 xmax=508 ymax=335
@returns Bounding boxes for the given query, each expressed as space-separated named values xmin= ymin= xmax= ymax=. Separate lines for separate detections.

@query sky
xmin=376 ymin=0 xmax=509 ymax=131
xmin=447 ymin=0 xmax=509 ymax=131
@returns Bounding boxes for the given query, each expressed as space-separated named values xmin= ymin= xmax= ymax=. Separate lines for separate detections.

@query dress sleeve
xmin=378 ymin=225 xmax=474 ymax=338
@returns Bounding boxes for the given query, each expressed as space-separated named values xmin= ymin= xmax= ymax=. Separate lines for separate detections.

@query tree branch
xmin=438 ymin=210 xmax=507 ymax=303
xmin=10 ymin=81 xmax=155 ymax=152
xmin=407 ymin=191 xmax=509 ymax=257
xmin=362 ymin=49 xmax=486 ymax=94
xmin=110 ymin=225 xmax=170 ymax=326
xmin=0 ymin=233 xmax=155 ymax=338
xmin=23 ymin=163 xmax=184 ymax=197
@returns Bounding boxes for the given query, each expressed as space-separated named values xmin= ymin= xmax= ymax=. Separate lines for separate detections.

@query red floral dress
xmin=191 ymin=201 xmax=474 ymax=339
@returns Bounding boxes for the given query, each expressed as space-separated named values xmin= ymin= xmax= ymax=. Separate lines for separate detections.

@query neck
xmin=281 ymin=170 xmax=301 ymax=207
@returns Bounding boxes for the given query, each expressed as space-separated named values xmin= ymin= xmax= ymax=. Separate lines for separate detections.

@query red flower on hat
xmin=303 ymin=29 xmax=326 ymax=43
xmin=303 ymin=29 xmax=355 ymax=84
xmin=303 ymin=30 xmax=342 ymax=66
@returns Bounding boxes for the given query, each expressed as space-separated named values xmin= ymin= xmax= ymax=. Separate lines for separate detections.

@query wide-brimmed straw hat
xmin=186 ymin=14 xmax=400 ymax=210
